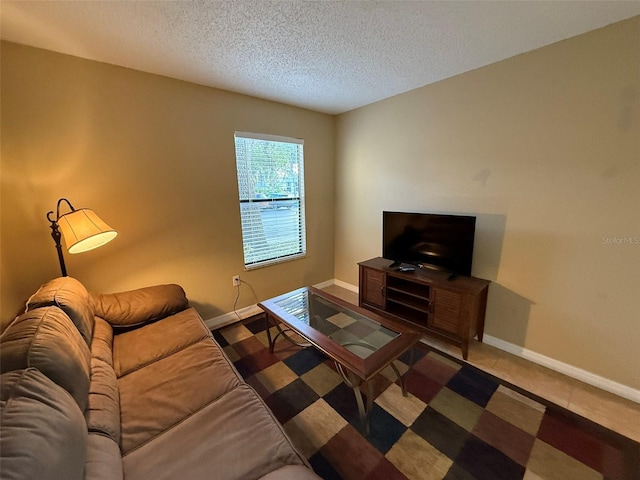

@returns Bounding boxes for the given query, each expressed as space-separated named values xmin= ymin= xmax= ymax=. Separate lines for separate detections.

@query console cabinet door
xmin=429 ymin=287 xmax=464 ymax=336
xmin=360 ymin=267 xmax=386 ymax=309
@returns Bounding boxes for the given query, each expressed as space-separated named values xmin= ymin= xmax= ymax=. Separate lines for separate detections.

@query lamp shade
xmin=57 ymin=208 xmax=118 ymax=254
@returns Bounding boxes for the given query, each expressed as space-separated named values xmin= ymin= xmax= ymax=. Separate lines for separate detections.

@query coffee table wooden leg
xmin=265 ymin=314 xmax=275 ymax=354
xmin=353 ymin=382 xmax=374 ymax=436
xmin=389 ymin=362 xmax=408 ymax=396
xmin=395 ymin=348 xmax=415 ymax=397
xmin=335 ymin=362 xmax=373 ymax=435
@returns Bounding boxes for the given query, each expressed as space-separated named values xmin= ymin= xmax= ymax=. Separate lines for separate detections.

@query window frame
xmin=234 ymin=131 xmax=307 ymax=270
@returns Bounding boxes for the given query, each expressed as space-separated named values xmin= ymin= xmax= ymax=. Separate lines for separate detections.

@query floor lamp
xmin=47 ymin=198 xmax=118 ymax=277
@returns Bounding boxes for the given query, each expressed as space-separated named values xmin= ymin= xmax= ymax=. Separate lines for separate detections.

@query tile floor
xmin=320 ymin=284 xmax=640 ymax=444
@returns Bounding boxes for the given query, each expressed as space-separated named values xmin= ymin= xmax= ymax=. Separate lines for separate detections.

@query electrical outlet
xmin=232 ymin=275 xmax=240 ymax=287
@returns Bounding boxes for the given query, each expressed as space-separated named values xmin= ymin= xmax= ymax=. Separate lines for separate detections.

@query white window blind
xmin=234 ymin=132 xmax=306 ymax=269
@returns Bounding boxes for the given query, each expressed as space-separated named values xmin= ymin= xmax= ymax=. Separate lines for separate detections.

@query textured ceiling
xmin=2 ymin=1 xmax=640 ymax=114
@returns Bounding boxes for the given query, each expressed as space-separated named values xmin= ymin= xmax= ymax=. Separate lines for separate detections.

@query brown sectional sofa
xmin=0 ymin=277 xmax=320 ymax=480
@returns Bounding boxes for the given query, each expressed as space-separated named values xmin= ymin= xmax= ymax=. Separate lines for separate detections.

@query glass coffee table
xmin=258 ymin=286 xmax=423 ymax=433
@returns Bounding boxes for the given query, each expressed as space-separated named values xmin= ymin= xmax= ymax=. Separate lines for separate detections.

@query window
xmin=234 ymin=132 xmax=306 ymax=269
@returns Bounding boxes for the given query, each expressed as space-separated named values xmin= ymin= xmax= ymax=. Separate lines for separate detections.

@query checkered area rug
xmin=213 ymin=316 xmax=640 ymax=480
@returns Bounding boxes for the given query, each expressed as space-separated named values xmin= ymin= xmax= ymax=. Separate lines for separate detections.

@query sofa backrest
xmin=0 ymin=368 xmax=87 ymax=480
xmin=26 ymin=276 xmax=95 ymax=345
xmin=0 ymin=306 xmax=91 ymax=411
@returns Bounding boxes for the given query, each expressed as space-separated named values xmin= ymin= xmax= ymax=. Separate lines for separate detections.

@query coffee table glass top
xmin=272 ymin=289 xmax=400 ymax=359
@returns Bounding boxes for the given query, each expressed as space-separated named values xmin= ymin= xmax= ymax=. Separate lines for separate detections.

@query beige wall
xmin=2 ymin=18 xmax=639 ymax=392
xmin=335 ymin=18 xmax=640 ymax=390
xmin=1 ymin=42 xmax=336 ymax=326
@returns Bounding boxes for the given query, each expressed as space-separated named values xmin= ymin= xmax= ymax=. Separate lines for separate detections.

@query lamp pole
xmin=46 ymin=198 xmax=75 ymax=277
xmin=47 ymin=211 xmax=67 ymax=277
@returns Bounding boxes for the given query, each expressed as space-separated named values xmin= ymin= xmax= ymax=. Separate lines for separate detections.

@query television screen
xmin=382 ymin=211 xmax=476 ymax=276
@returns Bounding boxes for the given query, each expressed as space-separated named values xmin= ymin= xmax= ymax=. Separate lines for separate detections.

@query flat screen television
xmin=382 ymin=211 xmax=476 ymax=276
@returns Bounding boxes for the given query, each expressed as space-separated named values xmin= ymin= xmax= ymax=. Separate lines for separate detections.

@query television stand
xmin=358 ymin=257 xmax=490 ymax=360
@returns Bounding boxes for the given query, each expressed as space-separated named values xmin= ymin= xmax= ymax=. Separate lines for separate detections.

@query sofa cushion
xmin=85 ymin=433 xmax=124 ymax=480
xmin=118 ymin=338 xmax=242 ymax=453
xmin=92 ymin=284 xmax=188 ymax=327
xmin=85 ymin=358 xmax=120 ymax=444
xmin=26 ymin=276 xmax=95 ymax=345
xmin=122 ymin=384 xmax=308 ymax=480
xmin=112 ymin=308 xmax=211 ymax=377
xmin=0 ymin=307 xmax=91 ymax=411
xmin=0 ymin=368 xmax=87 ymax=480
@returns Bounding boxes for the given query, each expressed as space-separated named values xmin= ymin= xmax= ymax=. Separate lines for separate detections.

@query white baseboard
xmin=484 ymin=335 xmax=640 ymax=404
xmin=203 ymin=278 xmax=346 ymax=329
xmin=204 ymin=304 xmax=263 ymax=330
xmin=333 ymin=279 xmax=359 ymax=293
xmin=313 ymin=279 xmax=336 ymax=290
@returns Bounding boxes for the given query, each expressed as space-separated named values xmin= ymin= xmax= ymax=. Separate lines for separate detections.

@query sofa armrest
xmin=0 ymin=369 xmax=87 ymax=480
xmin=91 ymin=284 xmax=188 ymax=328
xmin=26 ymin=276 xmax=95 ymax=345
